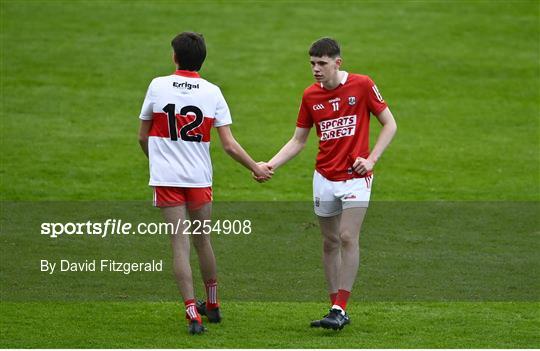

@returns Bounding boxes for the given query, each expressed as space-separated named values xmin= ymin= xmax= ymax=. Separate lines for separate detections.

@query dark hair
xmin=309 ymin=37 xmax=341 ymax=58
xmin=171 ymin=32 xmax=207 ymax=71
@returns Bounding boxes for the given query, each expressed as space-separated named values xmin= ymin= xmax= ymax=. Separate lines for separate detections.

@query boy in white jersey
xmin=138 ymin=32 xmax=272 ymax=334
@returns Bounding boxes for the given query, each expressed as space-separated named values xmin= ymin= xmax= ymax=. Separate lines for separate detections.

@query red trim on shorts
xmin=153 ymin=186 xmax=212 ymax=209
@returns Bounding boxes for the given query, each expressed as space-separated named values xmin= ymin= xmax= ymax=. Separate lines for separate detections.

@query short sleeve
xmin=213 ymin=88 xmax=232 ymax=127
xmin=296 ymin=96 xmax=313 ymax=128
xmin=366 ymin=77 xmax=388 ymax=116
xmin=139 ymin=80 xmax=155 ymax=120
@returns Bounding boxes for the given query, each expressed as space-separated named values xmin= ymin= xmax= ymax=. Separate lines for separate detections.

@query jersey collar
xmin=174 ymin=70 xmax=200 ymax=78
xmin=320 ymin=71 xmax=348 ymax=89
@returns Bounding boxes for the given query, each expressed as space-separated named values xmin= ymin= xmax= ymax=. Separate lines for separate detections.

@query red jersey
xmin=296 ymin=72 xmax=387 ymax=181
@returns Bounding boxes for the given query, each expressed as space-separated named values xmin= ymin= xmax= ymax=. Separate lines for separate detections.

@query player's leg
xmin=319 ymin=214 xmax=341 ymax=300
xmin=337 ymin=206 xmax=366 ymax=291
xmin=161 ymin=205 xmax=204 ymax=333
xmin=156 ymin=187 xmax=204 ymax=334
xmin=310 ymin=213 xmax=344 ymax=328
xmin=316 ymin=208 xmax=364 ymax=330
xmin=319 ymin=175 xmax=372 ymax=330
xmin=188 ymin=202 xmax=216 ymax=284
xmin=337 ymin=175 xmax=372 ymax=293
xmin=318 ymin=207 xmax=365 ymax=329
xmin=315 ymin=212 xmax=359 ymax=330
xmin=313 ymin=170 xmax=343 ymax=302
xmin=311 ymin=171 xmax=344 ymax=327
xmin=161 ymin=205 xmax=195 ymax=301
xmin=186 ymin=188 xmax=221 ymax=323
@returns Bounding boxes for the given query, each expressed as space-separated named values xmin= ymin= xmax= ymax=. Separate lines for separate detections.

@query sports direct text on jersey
xmin=319 ymin=115 xmax=356 ymax=141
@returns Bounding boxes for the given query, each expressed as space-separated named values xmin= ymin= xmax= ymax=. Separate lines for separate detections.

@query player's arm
xmin=216 ymin=125 xmax=273 ymax=181
xmin=353 ymin=107 xmax=397 ymax=175
xmin=138 ymin=120 xmax=152 ymax=158
xmin=268 ymin=127 xmax=311 ymax=170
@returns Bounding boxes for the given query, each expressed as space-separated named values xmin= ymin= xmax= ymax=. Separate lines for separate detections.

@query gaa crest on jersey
xmin=348 ymin=96 xmax=356 ymax=106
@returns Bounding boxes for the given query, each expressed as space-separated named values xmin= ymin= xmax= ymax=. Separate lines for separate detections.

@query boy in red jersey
xmin=138 ymin=32 xmax=272 ymax=334
xmin=262 ymin=38 xmax=397 ymax=330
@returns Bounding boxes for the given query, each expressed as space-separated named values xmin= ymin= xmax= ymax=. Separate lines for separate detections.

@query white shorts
xmin=313 ymin=170 xmax=373 ymax=217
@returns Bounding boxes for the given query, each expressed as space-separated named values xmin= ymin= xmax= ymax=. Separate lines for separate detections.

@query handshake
xmin=252 ymin=161 xmax=274 ymax=183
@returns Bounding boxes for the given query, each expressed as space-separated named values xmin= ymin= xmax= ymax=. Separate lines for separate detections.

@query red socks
xmin=183 ymin=278 xmax=219 ymax=321
xmin=334 ymin=289 xmax=351 ymax=311
xmin=205 ymin=278 xmax=219 ymax=310
xmin=184 ymin=298 xmax=201 ymax=322
xmin=329 ymin=292 xmax=338 ymax=305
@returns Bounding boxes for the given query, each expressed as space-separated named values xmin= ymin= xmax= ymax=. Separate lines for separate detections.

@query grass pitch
xmin=1 ymin=0 xmax=539 ymax=348
xmin=2 ymin=302 xmax=538 ymax=348
xmin=1 ymin=0 xmax=538 ymax=201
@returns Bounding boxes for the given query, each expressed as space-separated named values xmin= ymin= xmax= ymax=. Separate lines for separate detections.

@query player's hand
xmin=252 ymin=162 xmax=274 ymax=183
xmin=353 ymin=157 xmax=374 ymax=175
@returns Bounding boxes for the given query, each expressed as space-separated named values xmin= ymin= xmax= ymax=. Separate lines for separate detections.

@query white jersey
xmin=139 ymin=70 xmax=232 ymax=187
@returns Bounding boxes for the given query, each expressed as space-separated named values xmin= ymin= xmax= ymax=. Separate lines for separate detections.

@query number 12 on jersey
xmin=162 ymin=103 xmax=204 ymax=142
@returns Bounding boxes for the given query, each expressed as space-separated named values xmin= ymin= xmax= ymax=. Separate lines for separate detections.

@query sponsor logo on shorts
xmin=344 ymin=194 xmax=357 ymax=200
xmin=315 ymin=197 xmax=320 ymax=207
xmin=319 ymin=115 xmax=356 ymax=141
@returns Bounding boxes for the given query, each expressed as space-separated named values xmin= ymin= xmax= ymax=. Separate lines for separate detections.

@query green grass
xmin=2 ymin=302 xmax=539 ymax=348
xmin=1 ymin=0 xmax=538 ymax=201
xmin=1 ymin=0 xmax=539 ymax=348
